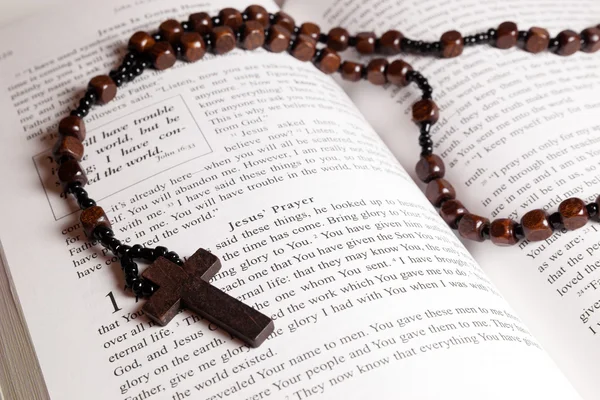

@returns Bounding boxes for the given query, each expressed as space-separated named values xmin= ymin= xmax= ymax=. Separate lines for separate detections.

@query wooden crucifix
xmin=141 ymin=248 xmax=274 ymax=348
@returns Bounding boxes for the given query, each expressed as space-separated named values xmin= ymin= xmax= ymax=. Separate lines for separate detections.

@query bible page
xmin=0 ymin=0 xmax=581 ymax=399
xmin=282 ymin=0 xmax=600 ymax=398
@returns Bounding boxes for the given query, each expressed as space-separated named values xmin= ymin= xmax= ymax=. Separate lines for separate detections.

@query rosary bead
xmin=154 ymin=246 xmax=168 ymax=258
xmin=141 ymin=280 xmax=156 ymax=297
xmin=117 ymin=244 xmax=132 ymax=258
xmin=58 ymin=115 xmax=86 ymax=141
xmin=129 ymin=278 xmax=143 ymax=294
xmin=211 ymin=26 xmax=237 ymax=55
xmin=80 ymin=205 xmax=111 ymax=237
xmin=458 ymin=213 xmax=490 ymax=242
xmin=327 ymin=27 xmax=350 ymax=52
xmin=581 ymin=27 xmax=600 ymax=53
xmin=412 ymin=99 xmax=439 ymax=124
xmin=140 ymin=247 xmax=155 ymax=261
xmin=439 ymin=199 xmax=468 ymax=229
xmin=379 ymin=30 xmax=403 ymax=54
xmin=440 ymin=30 xmax=463 ymax=58
xmin=415 ymin=154 xmax=445 ymax=183
xmin=149 ymin=41 xmax=177 ymax=69
xmin=272 ymin=11 xmax=295 ymax=34
xmin=124 ymin=261 xmax=138 ymax=277
xmin=104 ymin=237 xmax=121 ymax=252
xmin=340 ymin=61 xmax=364 ymax=82
xmin=53 ymin=136 xmax=84 ymax=162
xmin=355 ymin=32 xmax=376 ymax=54
xmin=165 ymin=251 xmax=180 ymax=262
xmin=495 ymin=21 xmax=518 ymax=49
xmin=240 ymin=21 xmax=265 ymax=50
xmin=88 ymin=75 xmax=117 ymax=104
xmin=366 ymin=58 xmax=388 ymax=85
xmin=521 ymin=209 xmax=553 ymax=241
xmin=244 ymin=5 xmax=269 ymax=28
xmin=386 ymin=59 xmax=412 ymax=86
xmin=315 ymin=48 xmax=341 ymax=74
xmin=425 ymin=178 xmax=456 ymax=207
xmin=265 ymin=25 xmax=291 ymax=53
xmin=189 ymin=12 xmax=213 ymax=36
xmin=159 ymin=19 xmax=184 ymax=44
xmin=128 ymin=31 xmax=155 ymax=53
xmin=549 ymin=212 xmax=562 ymax=229
xmin=556 ymin=30 xmax=581 ymax=56
xmin=558 ymin=197 xmax=589 ymax=230
xmin=129 ymin=244 xmax=143 ymax=258
xmin=79 ymin=197 xmax=96 ymax=209
xmin=489 ymin=218 xmax=519 ymax=246
xmin=179 ymin=32 xmax=206 ymax=61
xmin=524 ymin=27 xmax=550 ymax=53
xmin=94 ymin=226 xmax=114 ymax=241
xmin=587 ymin=201 xmax=599 ymax=217
xmin=219 ymin=8 xmax=244 ymax=31
xmin=58 ymin=159 xmax=87 ymax=191
xmin=299 ymin=22 xmax=321 ymax=42
xmin=291 ymin=34 xmax=316 ymax=62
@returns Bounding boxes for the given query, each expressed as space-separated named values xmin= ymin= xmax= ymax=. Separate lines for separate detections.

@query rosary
xmin=52 ymin=5 xmax=600 ymax=347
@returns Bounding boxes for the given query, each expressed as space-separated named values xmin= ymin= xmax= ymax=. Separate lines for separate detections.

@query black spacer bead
xmin=104 ymin=237 xmax=121 ymax=252
xmin=140 ymin=247 xmax=155 ymax=261
xmin=79 ymin=197 xmax=97 ymax=209
xmin=117 ymin=244 xmax=132 ymax=258
xmin=125 ymin=52 xmax=137 ymax=61
xmin=93 ymin=226 xmax=113 ymax=240
xmin=181 ymin=21 xmax=190 ymax=31
xmin=211 ymin=16 xmax=221 ymax=25
xmin=420 ymin=122 xmax=432 ymax=135
xmin=125 ymin=274 xmax=139 ymax=288
xmin=175 ymin=259 xmax=185 ymax=267
xmin=70 ymin=109 xmax=83 ymax=118
xmin=487 ymin=28 xmax=497 ymax=40
xmin=481 ymin=224 xmax=490 ymax=240
xmin=75 ymin=106 xmax=89 ymax=117
xmin=131 ymin=280 xmax=144 ymax=295
xmin=141 ymin=280 xmax=156 ymax=297
xmin=548 ymin=38 xmax=560 ymax=51
xmin=549 ymin=212 xmax=562 ymax=228
xmin=420 ymin=146 xmax=434 ymax=156
xmin=586 ymin=202 xmax=599 ymax=217
xmin=165 ymin=251 xmax=180 ymax=263
xmin=348 ymin=36 xmax=357 ymax=46
xmin=129 ymin=244 xmax=143 ymax=258
xmin=514 ymin=223 xmax=524 ymax=238
xmin=152 ymin=33 xmax=162 ymax=42
xmin=124 ymin=262 xmax=139 ymax=277
xmin=518 ymin=30 xmax=528 ymax=41
xmin=319 ymin=33 xmax=328 ymax=43
xmin=84 ymin=90 xmax=97 ymax=103
xmin=154 ymin=246 xmax=168 ymax=258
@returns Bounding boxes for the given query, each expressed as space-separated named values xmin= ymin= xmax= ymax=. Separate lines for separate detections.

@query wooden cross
xmin=141 ymin=248 xmax=274 ymax=348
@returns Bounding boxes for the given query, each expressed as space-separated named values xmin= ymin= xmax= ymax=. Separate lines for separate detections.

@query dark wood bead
xmin=159 ymin=19 xmax=183 ymax=44
xmin=379 ymin=30 xmax=403 ymax=54
xmin=219 ymin=8 xmax=244 ymax=31
xmin=244 ymin=5 xmax=269 ymax=28
xmin=440 ymin=30 xmax=463 ymax=58
xmin=458 ymin=213 xmax=490 ymax=242
xmin=80 ymin=205 xmax=111 ymax=237
xmin=386 ymin=59 xmax=413 ymax=86
xmin=366 ymin=58 xmax=388 ymax=85
xmin=53 ymin=136 xmax=84 ymax=161
xmin=521 ymin=209 xmax=553 ymax=241
xmin=291 ymin=34 xmax=316 ymax=62
xmin=240 ymin=21 xmax=265 ymax=50
xmin=299 ymin=22 xmax=320 ymax=42
xmin=128 ymin=31 xmax=155 ymax=53
xmin=559 ymin=198 xmax=589 ymax=230
xmin=327 ymin=27 xmax=350 ymax=52
xmin=525 ymin=27 xmax=549 ymax=53
xmin=556 ymin=30 xmax=581 ymax=56
xmin=490 ymin=218 xmax=518 ymax=246
xmin=415 ymin=154 xmax=445 ymax=183
xmin=58 ymin=115 xmax=86 ymax=141
xmin=149 ymin=42 xmax=177 ymax=70
xmin=355 ymin=32 xmax=376 ymax=54
xmin=88 ymin=75 xmax=116 ymax=104
xmin=412 ymin=99 xmax=439 ymax=124
xmin=211 ymin=26 xmax=237 ymax=55
xmin=340 ymin=61 xmax=363 ymax=82
xmin=189 ymin=12 xmax=213 ymax=36
xmin=440 ymin=199 xmax=468 ymax=229
xmin=425 ymin=178 xmax=456 ymax=207
xmin=272 ymin=11 xmax=295 ymax=34
xmin=265 ymin=25 xmax=291 ymax=53
xmin=581 ymin=27 xmax=600 ymax=53
xmin=57 ymin=158 xmax=87 ymax=191
xmin=315 ymin=48 xmax=341 ymax=74
xmin=179 ymin=32 xmax=206 ymax=62
xmin=496 ymin=21 xmax=518 ymax=49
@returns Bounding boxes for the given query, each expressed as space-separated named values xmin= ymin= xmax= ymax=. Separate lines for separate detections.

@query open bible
xmin=1 ymin=0 xmax=600 ymax=398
